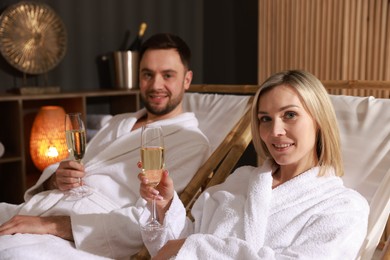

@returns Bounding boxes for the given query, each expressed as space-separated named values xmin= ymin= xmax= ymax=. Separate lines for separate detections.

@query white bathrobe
xmin=0 ymin=109 xmax=210 ymax=259
xmin=142 ymin=161 xmax=369 ymax=260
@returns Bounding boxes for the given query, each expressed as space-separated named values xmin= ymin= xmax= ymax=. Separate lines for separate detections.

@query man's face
xmin=139 ymin=49 xmax=192 ymax=116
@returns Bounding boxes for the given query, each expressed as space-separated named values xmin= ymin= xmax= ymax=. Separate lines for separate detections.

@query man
xmin=0 ymin=33 xmax=210 ymax=259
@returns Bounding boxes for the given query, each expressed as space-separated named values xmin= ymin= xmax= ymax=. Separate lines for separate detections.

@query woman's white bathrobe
xmin=142 ymin=161 xmax=369 ymax=259
xmin=0 ymin=109 xmax=210 ymax=259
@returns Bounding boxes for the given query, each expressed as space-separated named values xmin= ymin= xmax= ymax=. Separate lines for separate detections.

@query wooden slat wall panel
xmin=323 ymin=80 xmax=390 ymax=98
xmin=258 ymin=0 xmax=390 ymax=84
xmin=326 ymin=88 xmax=390 ymax=98
xmin=190 ymin=81 xmax=390 ymax=98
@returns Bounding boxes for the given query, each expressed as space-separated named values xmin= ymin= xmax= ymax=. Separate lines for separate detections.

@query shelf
xmin=0 ymin=154 xmax=22 ymax=163
xmin=0 ymin=89 xmax=140 ymax=203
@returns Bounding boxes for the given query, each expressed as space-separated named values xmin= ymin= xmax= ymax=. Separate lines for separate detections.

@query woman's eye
xmin=285 ymin=111 xmax=297 ymax=119
xmin=259 ymin=116 xmax=271 ymax=122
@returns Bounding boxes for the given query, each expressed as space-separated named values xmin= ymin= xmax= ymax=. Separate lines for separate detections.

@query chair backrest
xmin=330 ymin=95 xmax=390 ymax=201
xmin=323 ymin=80 xmax=390 ymax=260
xmin=180 ymin=86 xmax=254 ymax=211
xmin=182 ymin=92 xmax=252 ymax=153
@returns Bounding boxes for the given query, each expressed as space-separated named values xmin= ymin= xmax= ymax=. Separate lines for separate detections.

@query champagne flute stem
xmin=151 ymin=197 xmax=158 ymax=223
xmin=76 ymin=159 xmax=83 ymax=186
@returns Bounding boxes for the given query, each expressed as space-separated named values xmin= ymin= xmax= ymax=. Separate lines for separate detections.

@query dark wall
xmin=0 ymin=0 xmax=204 ymax=91
xmin=203 ymin=0 xmax=258 ymax=168
xmin=203 ymin=0 xmax=258 ymax=84
xmin=0 ymin=0 xmax=257 ymax=92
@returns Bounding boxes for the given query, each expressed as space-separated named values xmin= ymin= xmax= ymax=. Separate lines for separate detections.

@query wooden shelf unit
xmin=0 ymin=89 xmax=140 ymax=204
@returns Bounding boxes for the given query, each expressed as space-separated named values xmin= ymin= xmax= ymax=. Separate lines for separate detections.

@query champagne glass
xmin=140 ymin=124 xmax=165 ymax=231
xmin=64 ymin=113 xmax=92 ymax=199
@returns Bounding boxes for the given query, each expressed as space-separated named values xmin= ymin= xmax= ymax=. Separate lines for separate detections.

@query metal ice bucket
xmin=112 ymin=51 xmax=139 ymax=89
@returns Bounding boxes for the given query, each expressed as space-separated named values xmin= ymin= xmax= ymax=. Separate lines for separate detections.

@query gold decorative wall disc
xmin=0 ymin=1 xmax=67 ymax=75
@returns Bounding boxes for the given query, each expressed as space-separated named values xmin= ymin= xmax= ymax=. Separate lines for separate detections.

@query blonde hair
xmin=251 ymin=70 xmax=343 ymax=176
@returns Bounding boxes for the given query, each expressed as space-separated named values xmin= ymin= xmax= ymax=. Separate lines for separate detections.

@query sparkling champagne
xmin=66 ymin=130 xmax=86 ymax=161
xmin=141 ymin=146 xmax=164 ymax=187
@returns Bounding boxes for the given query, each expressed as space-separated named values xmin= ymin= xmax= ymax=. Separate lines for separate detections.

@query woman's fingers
xmin=139 ymin=173 xmax=164 ymax=201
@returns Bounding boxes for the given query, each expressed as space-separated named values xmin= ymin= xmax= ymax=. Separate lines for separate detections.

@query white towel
xmin=143 ymin=162 xmax=369 ymax=259
xmin=0 ymin=234 xmax=111 ymax=260
xmin=176 ymin=165 xmax=368 ymax=259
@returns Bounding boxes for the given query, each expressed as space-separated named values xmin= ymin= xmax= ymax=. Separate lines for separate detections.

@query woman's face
xmin=257 ymin=84 xmax=318 ymax=170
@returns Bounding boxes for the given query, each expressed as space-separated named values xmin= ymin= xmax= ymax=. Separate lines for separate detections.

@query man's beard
xmin=142 ymin=90 xmax=184 ymax=116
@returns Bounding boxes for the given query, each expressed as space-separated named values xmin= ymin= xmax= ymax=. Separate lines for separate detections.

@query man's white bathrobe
xmin=142 ymin=161 xmax=369 ymax=259
xmin=0 ymin=109 xmax=210 ymax=259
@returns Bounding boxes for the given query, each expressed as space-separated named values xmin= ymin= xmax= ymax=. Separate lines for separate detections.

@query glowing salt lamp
xmin=30 ymin=106 xmax=69 ymax=171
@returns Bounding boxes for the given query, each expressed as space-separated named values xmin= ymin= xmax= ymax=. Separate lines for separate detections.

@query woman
xmin=139 ymin=70 xmax=369 ymax=259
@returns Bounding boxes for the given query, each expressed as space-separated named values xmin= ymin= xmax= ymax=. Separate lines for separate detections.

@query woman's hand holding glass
xmin=139 ymin=167 xmax=186 ymax=258
xmin=138 ymin=168 xmax=175 ymax=217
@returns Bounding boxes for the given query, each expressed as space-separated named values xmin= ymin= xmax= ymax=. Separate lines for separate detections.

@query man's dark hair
xmin=139 ymin=33 xmax=191 ymax=69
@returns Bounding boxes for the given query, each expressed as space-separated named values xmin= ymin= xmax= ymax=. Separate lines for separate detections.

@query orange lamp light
xmin=30 ymin=106 xmax=69 ymax=171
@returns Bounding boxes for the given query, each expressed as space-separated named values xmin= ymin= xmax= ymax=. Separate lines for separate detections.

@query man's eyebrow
xmin=161 ymin=69 xmax=177 ymax=74
xmin=140 ymin=68 xmax=177 ymax=74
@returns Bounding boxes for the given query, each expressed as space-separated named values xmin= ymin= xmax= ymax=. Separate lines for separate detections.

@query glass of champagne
xmin=140 ymin=124 xmax=165 ymax=231
xmin=65 ymin=112 xmax=92 ymax=200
